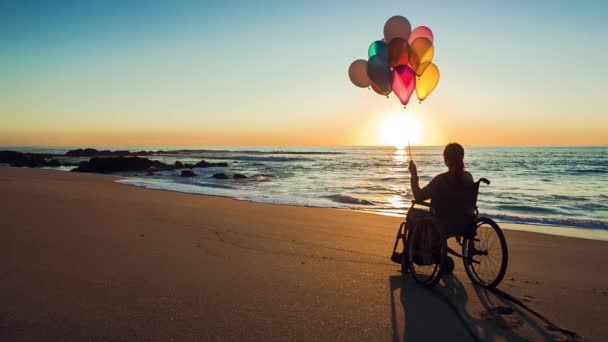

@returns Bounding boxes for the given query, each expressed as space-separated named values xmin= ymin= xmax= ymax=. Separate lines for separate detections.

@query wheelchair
xmin=390 ymin=178 xmax=508 ymax=288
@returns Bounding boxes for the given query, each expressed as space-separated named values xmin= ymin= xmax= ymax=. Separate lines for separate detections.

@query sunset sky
xmin=1 ymin=0 xmax=606 ymax=147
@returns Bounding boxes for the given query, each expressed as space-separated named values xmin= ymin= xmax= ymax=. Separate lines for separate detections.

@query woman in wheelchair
xmin=408 ymin=142 xmax=475 ymax=237
xmin=392 ymin=143 xmax=509 ymax=288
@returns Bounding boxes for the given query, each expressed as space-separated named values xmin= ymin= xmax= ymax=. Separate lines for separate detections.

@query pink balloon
xmin=408 ymin=26 xmax=434 ymax=44
xmin=392 ymin=65 xmax=416 ymax=106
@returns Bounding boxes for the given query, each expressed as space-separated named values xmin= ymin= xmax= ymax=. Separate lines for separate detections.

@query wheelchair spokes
xmin=463 ymin=218 xmax=508 ymax=288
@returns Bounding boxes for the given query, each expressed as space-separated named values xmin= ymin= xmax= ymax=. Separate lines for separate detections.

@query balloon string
xmin=408 ymin=139 xmax=414 ymax=162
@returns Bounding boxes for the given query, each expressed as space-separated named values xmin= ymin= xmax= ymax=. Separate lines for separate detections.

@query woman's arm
xmin=409 ymin=160 xmax=433 ymax=202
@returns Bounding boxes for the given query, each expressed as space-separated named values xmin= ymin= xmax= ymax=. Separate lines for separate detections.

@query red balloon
xmin=388 ymin=38 xmax=409 ymax=68
xmin=392 ymin=65 xmax=416 ymax=106
xmin=408 ymin=26 xmax=434 ymax=44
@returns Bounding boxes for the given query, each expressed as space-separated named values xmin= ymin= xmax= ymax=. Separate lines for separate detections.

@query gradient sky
xmin=1 ymin=0 xmax=606 ymax=146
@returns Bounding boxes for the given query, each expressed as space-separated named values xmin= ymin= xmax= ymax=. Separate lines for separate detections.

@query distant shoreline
xmin=2 ymin=145 xmax=606 ymax=234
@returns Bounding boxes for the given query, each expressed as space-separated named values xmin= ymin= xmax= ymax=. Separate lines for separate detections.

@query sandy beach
xmin=1 ymin=166 xmax=606 ymax=341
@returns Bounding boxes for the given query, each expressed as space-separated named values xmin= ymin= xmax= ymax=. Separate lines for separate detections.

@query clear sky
xmin=1 ymin=0 xmax=606 ymax=147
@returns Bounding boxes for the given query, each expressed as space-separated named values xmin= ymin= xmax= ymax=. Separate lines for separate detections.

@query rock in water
xmin=72 ymin=157 xmax=155 ymax=173
xmin=46 ymin=159 xmax=61 ymax=167
xmin=194 ymin=160 xmax=229 ymax=168
xmin=181 ymin=170 xmax=196 ymax=177
xmin=65 ymin=148 xmax=101 ymax=157
xmin=212 ymin=173 xmax=229 ymax=179
xmin=65 ymin=148 xmax=153 ymax=157
xmin=233 ymin=173 xmax=248 ymax=179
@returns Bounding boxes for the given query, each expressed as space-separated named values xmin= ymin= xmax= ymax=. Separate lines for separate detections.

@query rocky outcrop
xmin=0 ymin=151 xmax=59 ymax=167
xmin=195 ymin=160 xmax=228 ymax=168
xmin=1 ymin=148 xmax=230 ymax=174
xmin=72 ymin=157 xmax=166 ymax=173
xmin=46 ymin=159 xmax=61 ymax=167
xmin=65 ymin=148 xmax=154 ymax=157
xmin=212 ymin=173 xmax=229 ymax=179
xmin=181 ymin=170 xmax=196 ymax=177
xmin=183 ymin=160 xmax=229 ymax=168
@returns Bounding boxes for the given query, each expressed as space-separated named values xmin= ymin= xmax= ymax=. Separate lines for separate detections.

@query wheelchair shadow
xmin=389 ymin=273 xmax=570 ymax=341
xmin=389 ymin=274 xmax=476 ymax=341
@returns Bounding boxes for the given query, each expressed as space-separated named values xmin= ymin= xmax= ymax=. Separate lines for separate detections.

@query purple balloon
xmin=392 ymin=65 xmax=416 ymax=105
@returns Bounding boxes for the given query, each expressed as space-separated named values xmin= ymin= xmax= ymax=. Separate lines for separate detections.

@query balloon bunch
xmin=348 ymin=16 xmax=440 ymax=106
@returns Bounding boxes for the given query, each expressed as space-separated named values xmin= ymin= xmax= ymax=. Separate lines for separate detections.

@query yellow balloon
xmin=416 ymin=63 xmax=440 ymax=102
xmin=408 ymin=37 xmax=434 ymax=76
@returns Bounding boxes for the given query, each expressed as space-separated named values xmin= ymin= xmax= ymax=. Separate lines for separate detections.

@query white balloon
xmin=384 ymin=16 xmax=412 ymax=43
xmin=348 ymin=59 xmax=370 ymax=88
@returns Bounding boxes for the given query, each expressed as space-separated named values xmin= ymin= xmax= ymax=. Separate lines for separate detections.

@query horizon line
xmin=1 ymin=144 xmax=606 ymax=149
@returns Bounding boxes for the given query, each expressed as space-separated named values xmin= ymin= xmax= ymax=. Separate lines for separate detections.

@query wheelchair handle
xmin=478 ymin=178 xmax=490 ymax=185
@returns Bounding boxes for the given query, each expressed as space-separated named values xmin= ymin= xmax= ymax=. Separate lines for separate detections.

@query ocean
xmin=5 ymin=146 xmax=608 ymax=232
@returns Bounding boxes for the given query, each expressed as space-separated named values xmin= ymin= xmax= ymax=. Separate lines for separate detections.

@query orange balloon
xmin=416 ymin=63 xmax=440 ymax=102
xmin=388 ymin=38 xmax=409 ymax=68
xmin=408 ymin=37 xmax=434 ymax=76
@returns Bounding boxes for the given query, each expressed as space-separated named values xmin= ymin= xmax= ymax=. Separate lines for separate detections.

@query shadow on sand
xmin=389 ymin=273 xmax=580 ymax=341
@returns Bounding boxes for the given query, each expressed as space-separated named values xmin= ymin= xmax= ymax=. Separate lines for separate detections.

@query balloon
xmin=348 ymin=59 xmax=371 ymax=88
xmin=408 ymin=26 xmax=434 ymax=44
xmin=367 ymin=55 xmax=392 ymax=95
xmin=409 ymin=37 xmax=434 ymax=76
xmin=392 ymin=65 xmax=416 ymax=106
xmin=368 ymin=40 xmax=388 ymax=60
xmin=384 ymin=15 xmax=412 ymax=43
xmin=370 ymin=82 xmax=389 ymax=96
xmin=416 ymin=63 xmax=440 ymax=102
xmin=388 ymin=38 xmax=409 ymax=68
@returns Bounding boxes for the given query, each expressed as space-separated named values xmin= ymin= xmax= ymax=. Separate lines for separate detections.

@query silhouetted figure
xmin=408 ymin=143 xmax=475 ymax=236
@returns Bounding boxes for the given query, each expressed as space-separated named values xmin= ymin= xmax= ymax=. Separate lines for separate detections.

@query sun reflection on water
xmin=392 ymin=148 xmax=406 ymax=164
xmin=384 ymin=148 xmax=411 ymax=214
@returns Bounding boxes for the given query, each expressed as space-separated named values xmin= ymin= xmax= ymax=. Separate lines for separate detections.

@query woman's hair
xmin=444 ymin=143 xmax=465 ymax=183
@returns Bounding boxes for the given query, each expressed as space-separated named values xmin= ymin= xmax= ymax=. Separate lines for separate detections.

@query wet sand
xmin=1 ymin=167 xmax=606 ymax=341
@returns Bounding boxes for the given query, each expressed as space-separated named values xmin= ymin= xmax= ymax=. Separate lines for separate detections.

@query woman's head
xmin=443 ymin=143 xmax=465 ymax=174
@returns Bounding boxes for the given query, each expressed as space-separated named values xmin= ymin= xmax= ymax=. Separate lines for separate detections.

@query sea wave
xmin=566 ymin=169 xmax=607 ymax=175
xmin=493 ymin=204 xmax=563 ymax=215
xmin=379 ymin=175 xmax=408 ymax=182
xmin=484 ymin=213 xmax=608 ymax=230
xmin=154 ymin=149 xmax=344 ymax=156
xmin=325 ymin=194 xmax=374 ymax=205
xmin=195 ymin=155 xmax=311 ymax=162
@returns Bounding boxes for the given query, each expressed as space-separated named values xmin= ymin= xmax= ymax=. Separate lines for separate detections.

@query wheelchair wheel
xmin=463 ymin=217 xmax=508 ymax=288
xmin=393 ymin=222 xmax=410 ymax=273
xmin=408 ymin=218 xmax=446 ymax=287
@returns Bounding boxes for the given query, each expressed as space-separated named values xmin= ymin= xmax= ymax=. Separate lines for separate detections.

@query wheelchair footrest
xmin=391 ymin=252 xmax=403 ymax=264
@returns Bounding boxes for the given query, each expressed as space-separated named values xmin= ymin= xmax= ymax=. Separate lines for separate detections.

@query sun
xmin=381 ymin=113 xmax=422 ymax=149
